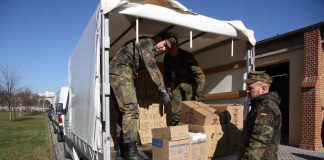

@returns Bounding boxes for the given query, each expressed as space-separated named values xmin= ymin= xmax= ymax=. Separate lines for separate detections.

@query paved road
xmin=48 ymin=119 xmax=70 ymax=160
xmin=213 ymin=145 xmax=324 ymax=160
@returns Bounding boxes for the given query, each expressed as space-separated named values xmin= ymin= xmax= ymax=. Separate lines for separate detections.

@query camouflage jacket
xmin=110 ymin=37 xmax=175 ymax=91
xmin=239 ymin=92 xmax=282 ymax=160
xmin=164 ymin=49 xmax=205 ymax=94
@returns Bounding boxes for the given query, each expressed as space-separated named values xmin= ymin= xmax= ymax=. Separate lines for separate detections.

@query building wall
xmin=255 ymin=48 xmax=304 ymax=146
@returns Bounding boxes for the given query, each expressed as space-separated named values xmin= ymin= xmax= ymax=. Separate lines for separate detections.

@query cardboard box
xmin=181 ymin=101 xmax=221 ymax=125
xmin=138 ymin=129 xmax=153 ymax=145
xmin=152 ymin=125 xmax=188 ymax=141
xmin=109 ymin=133 xmax=114 ymax=148
xmin=210 ymin=104 xmax=244 ymax=129
xmin=154 ymin=113 xmax=167 ymax=128
xmin=152 ymin=138 xmax=190 ymax=160
xmin=139 ymin=112 xmax=155 ymax=130
xmin=189 ymin=133 xmax=208 ymax=160
xmin=188 ymin=124 xmax=224 ymax=157
xmin=149 ymin=103 xmax=160 ymax=113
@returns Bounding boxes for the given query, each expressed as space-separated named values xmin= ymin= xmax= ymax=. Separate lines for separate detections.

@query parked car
xmin=48 ymin=104 xmax=54 ymax=121
xmin=52 ymin=86 xmax=69 ymax=142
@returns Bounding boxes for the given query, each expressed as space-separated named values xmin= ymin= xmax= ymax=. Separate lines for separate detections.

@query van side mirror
xmin=56 ymin=103 xmax=64 ymax=115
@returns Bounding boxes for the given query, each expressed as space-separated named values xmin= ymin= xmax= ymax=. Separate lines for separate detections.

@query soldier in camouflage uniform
xmin=110 ymin=36 xmax=176 ymax=160
xmin=239 ymin=71 xmax=282 ymax=160
xmin=162 ymin=33 xmax=205 ymax=126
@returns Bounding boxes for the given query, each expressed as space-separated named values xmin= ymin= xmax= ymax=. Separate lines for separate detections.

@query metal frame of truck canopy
xmin=67 ymin=0 xmax=256 ymax=159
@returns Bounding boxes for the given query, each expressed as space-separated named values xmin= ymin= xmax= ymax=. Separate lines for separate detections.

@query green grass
xmin=0 ymin=112 xmax=49 ymax=160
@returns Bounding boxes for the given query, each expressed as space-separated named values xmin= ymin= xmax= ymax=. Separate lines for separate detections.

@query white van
xmin=64 ymin=0 xmax=256 ymax=159
xmin=52 ymin=86 xmax=69 ymax=142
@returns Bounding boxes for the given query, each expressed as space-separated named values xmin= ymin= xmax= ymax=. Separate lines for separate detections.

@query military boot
xmin=124 ymin=142 xmax=144 ymax=160
xmin=116 ymin=136 xmax=125 ymax=157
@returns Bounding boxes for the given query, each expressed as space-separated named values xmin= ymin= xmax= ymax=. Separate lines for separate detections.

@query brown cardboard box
xmin=110 ymin=133 xmax=114 ymax=148
xmin=181 ymin=101 xmax=221 ymax=125
xmin=148 ymin=103 xmax=160 ymax=113
xmin=152 ymin=138 xmax=190 ymax=160
xmin=152 ymin=125 xmax=188 ymax=141
xmin=188 ymin=124 xmax=224 ymax=157
xmin=138 ymin=129 xmax=152 ymax=145
xmin=154 ymin=113 xmax=167 ymax=128
xmin=189 ymin=133 xmax=208 ymax=160
xmin=210 ymin=104 xmax=244 ymax=129
xmin=139 ymin=112 xmax=155 ymax=130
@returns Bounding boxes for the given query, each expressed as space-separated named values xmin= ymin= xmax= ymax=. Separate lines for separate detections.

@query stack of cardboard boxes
xmin=138 ymin=103 xmax=167 ymax=144
xmin=180 ymin=101 xmax=244 ymax=157
xmin=151 ymin=125 xmax=209 ymax=160
xmin=210 ymin=104 xmax=244 ymax=155
xmin=151 ymin=125 xmax=191 ymax=160
xmin=189 ymin=132 xmax=208 ymax=160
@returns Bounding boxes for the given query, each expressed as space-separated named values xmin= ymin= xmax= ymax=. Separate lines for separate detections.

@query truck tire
xmin=64 ymin=142 xmax=71 ymax=159
xmin=57 ymin=133 xmax=64 ymax=142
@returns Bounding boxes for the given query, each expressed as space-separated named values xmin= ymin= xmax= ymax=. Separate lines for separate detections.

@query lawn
xmin=0 ymin=112 xmax=49 ymax=160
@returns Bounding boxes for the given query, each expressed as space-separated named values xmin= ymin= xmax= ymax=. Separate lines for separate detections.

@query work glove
xmin=167 ymin=87 xmax=173 ymax=99
xmin=160 ymin=89 xmax=171 ymax=105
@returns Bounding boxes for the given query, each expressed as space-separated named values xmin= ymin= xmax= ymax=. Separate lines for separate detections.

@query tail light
xmin=59 ymin=115 xmax=63 ymax=124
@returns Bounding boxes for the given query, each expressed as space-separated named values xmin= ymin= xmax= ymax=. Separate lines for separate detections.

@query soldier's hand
xmin=160 ymin=89 xmax=171 ymax=105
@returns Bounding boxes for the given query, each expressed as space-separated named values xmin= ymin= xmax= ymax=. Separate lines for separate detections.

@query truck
xmin=52 ymin=86 xmax=69 ymax=142
xmin=64 ymin=0 xmax=256 ymax=159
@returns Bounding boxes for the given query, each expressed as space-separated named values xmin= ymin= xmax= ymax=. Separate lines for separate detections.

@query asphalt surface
xmin=48 ymin=119 xmax=70 ymax=160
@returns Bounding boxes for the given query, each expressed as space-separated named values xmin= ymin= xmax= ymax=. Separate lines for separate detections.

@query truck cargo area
xmin=65 ymin=1 xmax=256 ymax=159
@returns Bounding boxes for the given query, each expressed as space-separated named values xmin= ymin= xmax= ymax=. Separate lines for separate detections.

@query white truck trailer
xmin=64 ymin=0 xmax=256 ymax=159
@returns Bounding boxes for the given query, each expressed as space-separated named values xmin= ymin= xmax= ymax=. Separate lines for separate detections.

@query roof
xmin=257 ymin=21 xmax=324 ymax=45
xmin=100 ymin=0 xmax=256 ymax=46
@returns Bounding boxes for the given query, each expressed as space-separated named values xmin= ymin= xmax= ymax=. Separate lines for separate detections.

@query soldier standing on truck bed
xmin=110 ymin=35 xmax=176 ymax=160
xmin=162 ymin=33 xmax=205 ymax=126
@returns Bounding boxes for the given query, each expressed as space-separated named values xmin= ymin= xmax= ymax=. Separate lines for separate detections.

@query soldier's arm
xmin=192 ymin=66 xmax=205 ymax=97
xmin=141 ymin=39 xmax=166 ymax=91
xmin=188 ymin=55 xmax=205 ymax=97
xmin=241 ymin=108 xmax=276 ymax=160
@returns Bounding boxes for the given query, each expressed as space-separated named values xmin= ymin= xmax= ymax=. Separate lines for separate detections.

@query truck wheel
xmin=57 ymin=133 xmax=64 ymax=142
xmin=64 ymin=142 xmax=71 ymax=158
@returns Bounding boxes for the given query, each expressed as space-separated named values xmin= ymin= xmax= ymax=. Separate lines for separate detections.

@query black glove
xmin=160 ymin=89 xmax=171 ymax=105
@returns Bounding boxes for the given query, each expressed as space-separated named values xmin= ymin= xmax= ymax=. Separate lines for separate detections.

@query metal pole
xmin=246 ymin=42 xmax=255 ymax=72
xmin=102 ymin=13 xmax=111 ymax=160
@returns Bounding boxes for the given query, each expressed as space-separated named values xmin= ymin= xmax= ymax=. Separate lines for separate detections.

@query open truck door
xmin=66 ymin=0 xmax=256 ymax=159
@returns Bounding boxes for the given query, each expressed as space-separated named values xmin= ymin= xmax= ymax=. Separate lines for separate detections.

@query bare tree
xmin=17 ymin=88 xmax=33 ymax=111
xmin=0 ymin=90 xmax=6 ymax=111
xmin=0 ymin=66 xmax=22 ymax=120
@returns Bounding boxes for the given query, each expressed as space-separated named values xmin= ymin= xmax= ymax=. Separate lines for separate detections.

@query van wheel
xmin=53 ymin=127 xmax=58 ymax=134
xmin=57 ymin=133 xmax=64 ymax=142
xmin=64 ymin=142 xmax=71 ymax=158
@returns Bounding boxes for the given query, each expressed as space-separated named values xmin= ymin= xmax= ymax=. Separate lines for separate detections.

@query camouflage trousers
xmin=110 ymin=74 xmax=139 ymax=143
xmin=171 ymin=83 xmax=193 ymax=125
